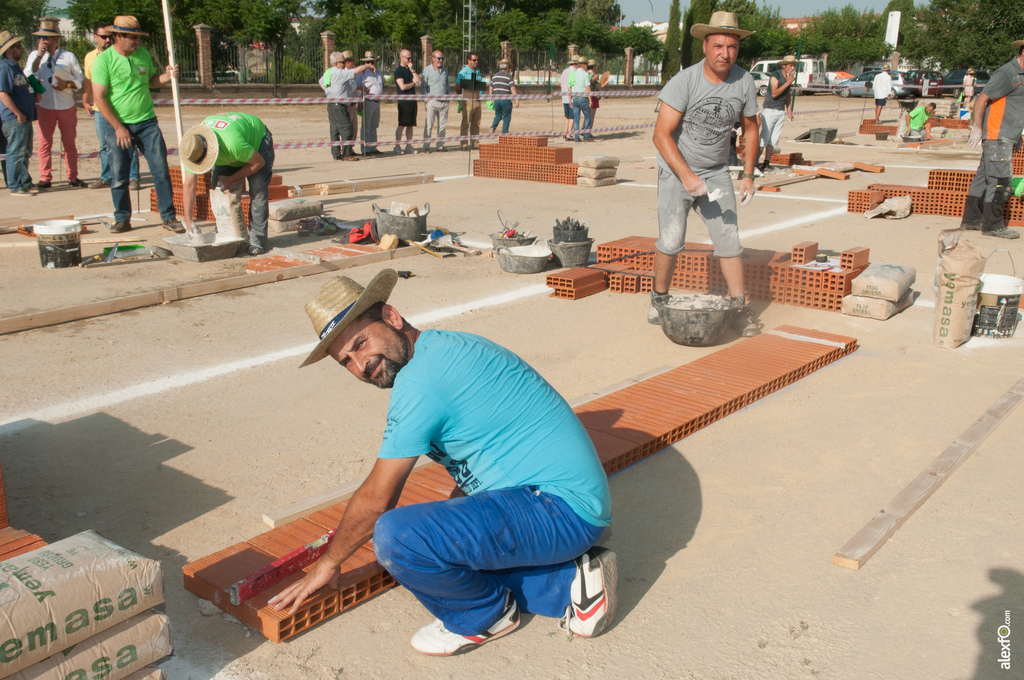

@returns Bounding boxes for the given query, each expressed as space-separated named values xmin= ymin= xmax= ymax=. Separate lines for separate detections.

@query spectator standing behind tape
xmin=394 ymin=49 xmax=420 ymax=155
xmin=83 ymin=22 xmax=140 ymax=191
xmin=559 ymin=57 xmax=577 ymax=140
xmin=356 ymin=51 xmax=384 ymax=156
xmin=488 ymin=60 xmax=517 ymax=134
xmin=420 ymin=50 xmax=449 ymax=153
xmin=0 ymin=30 xmax=40 ymax=196
xmin=757 ymin=54 xmax=795 ymax=170
xmin=586 ymin=59 xmax=600 ymax=136
xmin=962 ymin=68 xmax=976 ymax=103
xmin=24 ymin=16 xmax=86 ymax=189
xmin=959 ymin=38 xmax=1024 ymax=240
xmin=457 ymin=52 xmax=486 ymax=150
xmin=90 ymin=15 xmax=182 ymax=234
xmin=320 ymin=51 xmax=371 ymax=162
xmin=179 ymin=113 xmax=276 ymax=255
xmin=568 ymin=58 xmax=591 ymax=142
xmin=871 ymin=64 xmax=892 ymax=124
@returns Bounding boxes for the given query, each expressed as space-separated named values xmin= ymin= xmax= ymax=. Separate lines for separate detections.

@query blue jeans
xmin=2 ymin=119 xmax=34 ymax=191
xmin=572 ymin=97 xmax=591 ymax=141
xmin=211 ymin=131 xmax=275 ymax=250
xmin=94 ymin=113 xmax=139 ymax=183
xmin=106 ymin=117 xmax=174 ymax=223
xmin=374 ymin=485 xmax=604 ymax=636
xmin=490 ymin=100 xmax=512 ymax=133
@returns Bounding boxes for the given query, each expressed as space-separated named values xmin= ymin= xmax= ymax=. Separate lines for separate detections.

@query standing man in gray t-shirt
xmin=649 ymin=11 xmax=761 ymax=337
xmin=421 ymin=50 xmax=450 ymax=152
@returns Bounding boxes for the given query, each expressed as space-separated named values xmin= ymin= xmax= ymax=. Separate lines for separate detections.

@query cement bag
xmin=209 ymin=188 xmax=247 ymax=241
xmin=0 ymin=531 xmax=163 ymax=679
xmin=933 ymin=229 xmax=985 ymax=348
xmin=578 ymin=155 xmax=619 ymax=168
xmin=122 ymin=668 xmax=165 ymax=680
xmin=11 ymin=610 xmax=171 ymax=680
xmin=842 ymin=288 xmax=914 ymax=320
xmin=267 ymin=198 xmax=323 ymax=222
xmin=851 ymin=263 xmax=917 ymax=301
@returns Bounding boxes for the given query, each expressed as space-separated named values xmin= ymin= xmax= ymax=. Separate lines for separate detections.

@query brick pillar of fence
xmin=568 ymin=43 xmax=579 ymax=62
xmin=195 ymin=24 xmax=212 ymax=90
xmin=500 ymin=40 xmax=512 ymax=66
xmin=889 ymin=51 xmax=900 ymax=72
xmin=321 ymin=31 xmax=335 ymax=75
xmin=421 ymin=35 xmax=433 ymax=70
xmin=624 ymin=46 xmax=634 ymax=87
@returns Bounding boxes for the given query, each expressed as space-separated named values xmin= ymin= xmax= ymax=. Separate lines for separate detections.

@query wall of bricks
xmin=473 ymin=136 xmax=582 ymax=186
xmin=182 ymin=325 xmax=858 ymax=642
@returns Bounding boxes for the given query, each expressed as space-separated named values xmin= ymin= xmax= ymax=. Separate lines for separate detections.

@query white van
xmin=749 ymin=57 xmax=827 ymax=92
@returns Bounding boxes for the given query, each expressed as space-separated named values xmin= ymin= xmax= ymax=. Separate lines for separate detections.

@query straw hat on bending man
xmin=179 ymin=112 xmax=276 ymax=256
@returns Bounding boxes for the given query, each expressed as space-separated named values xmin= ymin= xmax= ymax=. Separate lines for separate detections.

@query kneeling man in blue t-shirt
xmin=270 ymin=269 xmax=616 ymax=655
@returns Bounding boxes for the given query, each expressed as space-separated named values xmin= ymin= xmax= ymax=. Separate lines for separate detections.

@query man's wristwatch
xmin=743 ymin=173 xmax=755 ymax=179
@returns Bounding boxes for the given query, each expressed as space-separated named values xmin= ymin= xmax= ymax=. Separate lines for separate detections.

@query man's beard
xmin=362 ymin=326 xmax=412 ymax=389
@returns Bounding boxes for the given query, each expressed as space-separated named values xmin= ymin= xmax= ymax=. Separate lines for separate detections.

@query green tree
xmin=800 ymin=5 xmax=885 ymax=71
xmin=573 ymin=0 xmax=623 ymax=27
xmin=0 ymin=0 xmax=49 ymax=38
xmin=719 ymin=0 xmax=792 ymax=68
xmin=619 ymin=24 xmax=662 ymax=61
xmin=916 ymin=0 xmax=1024 ymax=70
xmin=680 ymin=5 xmax=694 ymax=68
xmin=688 ymin=0 xmax=715 ymax=65
xmin=661 ymin=0 xmax=681 ymax=79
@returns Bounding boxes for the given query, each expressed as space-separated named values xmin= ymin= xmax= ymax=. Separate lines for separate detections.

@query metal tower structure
xmin=462 ymin=0 xmax=476 ymax=60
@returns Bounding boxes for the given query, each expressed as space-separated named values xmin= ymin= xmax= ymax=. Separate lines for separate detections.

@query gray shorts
xmin=759 ymin=108 xmax=786 ymax=147
xmin=656 ymin=165 xmax=743 ymax=258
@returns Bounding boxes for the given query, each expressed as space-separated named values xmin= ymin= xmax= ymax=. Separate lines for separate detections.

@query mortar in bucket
xmin=972 ymin=273 xmax=1023 ymax=338
xmin=34 ymin=220 xmax=82 ymax=268
xmin=372 ymin=202 xmax=429 ymax=242
xmin=549 ymin=238 xmax=594 ymax=268
xmin=655 ymin=293 xmax=742 ymax=346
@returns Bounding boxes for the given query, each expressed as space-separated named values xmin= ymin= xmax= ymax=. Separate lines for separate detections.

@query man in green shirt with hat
xmin=179 ymin=112 xmax=275 ymax=255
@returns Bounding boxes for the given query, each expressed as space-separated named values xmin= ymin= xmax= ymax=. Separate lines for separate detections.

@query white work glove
xmin=968 ymin=127 xmax=982 ymax=147
xmin=739 ymin=189 xmax=754 ymax=207
xmin=683 ymin=175 xmax=708 ymax=198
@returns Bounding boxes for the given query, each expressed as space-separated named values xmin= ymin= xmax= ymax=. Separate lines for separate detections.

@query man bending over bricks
xmin=179 ymin=112 xmax=275 ymax=255
xmin=649 ymin=11 xmax=762 ymax=337
xmin=270 ymin=269 xmax=617 ymax=655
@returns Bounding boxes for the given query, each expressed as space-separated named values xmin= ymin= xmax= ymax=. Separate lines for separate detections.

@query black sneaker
xmin=162 ymin=219 xmax=185 ymax=234
xmin=36 ymin=180 xmax=51 ymax=190
xmin=110 ymin=221 xmax=132 ymax=233
xmin=730 ymin=296 xmax=763 ymax=337
xmin=559 ymin=547 xmax=618 ymax=638
xmin=248 ymin=246 xmax=266 ymax=256
xmin=129 ymin=178 xmax=141 ymax=191
xmin=982 ymin=227 xmax=1021 ymax=240
xmin=68 ymin=178 xmax=88 ymax=188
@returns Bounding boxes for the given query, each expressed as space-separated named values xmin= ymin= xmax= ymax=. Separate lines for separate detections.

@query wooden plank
xmin=834 ymin=378 xmax=1024 ymax=570
xmin=853 ymin=162 xmax=885 ymax=173
xmin=263 ymin=457 xmax=437 ymax=527
xmin=0 ymin=237 xmax=146 ymax=249
xmin=0 ymin=246 xmax=423 ymax=335
xmin=758 ymin=174 xmax=819 ymax=189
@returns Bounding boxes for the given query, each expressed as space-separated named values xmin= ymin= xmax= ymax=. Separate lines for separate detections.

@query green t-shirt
xmin=909 ymin=106 xmax=932 ymax=130
xmin=91 ymin=46 xmax=157 ymax=124
xmin=197 ymin=113 xmax=268 ymax=169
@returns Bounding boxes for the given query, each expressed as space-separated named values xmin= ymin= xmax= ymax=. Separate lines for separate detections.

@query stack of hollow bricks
xmin=473 ymin=136 xmax=578 ymax=186
xmin=545 ymin=268 xmax=609 ymax=300
xmin=847 ymin=157 xmax=1024 ymax=226
xmin=182 ymin=324 xmax=858 ymax=643
xmin=151 ymin=167 xmax=262 ymax=224
xmin=594 ymin=237 xmax=868 ymax=312
xmin=737 ymin=135 xmax=805 ymax=166
xmin=0 ymin=460 xmax=48 ymax=562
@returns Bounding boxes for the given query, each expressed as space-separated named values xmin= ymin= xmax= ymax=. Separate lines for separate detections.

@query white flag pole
xmin=160 ymin=0 xmax=184 ymax=144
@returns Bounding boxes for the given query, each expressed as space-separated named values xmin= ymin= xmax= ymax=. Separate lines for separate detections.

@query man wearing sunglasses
xmin=420 ymin=50 xmax=449 ymax=153
xmin=456 ymin=52 xmax=486 ymax=150
xmin=83 ymin=22 xmax=140 ymax=190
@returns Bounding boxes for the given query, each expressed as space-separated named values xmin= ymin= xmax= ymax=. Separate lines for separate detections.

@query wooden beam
xmin=757 ymin=174 xmax=819 ymax=189
xmin=0 ymin=246 xmax=423 ymax=335
xmin=0 ymin=237 xmax=146 ymax=249
xmin=834 ymin=378 xmax=1024 ymax=570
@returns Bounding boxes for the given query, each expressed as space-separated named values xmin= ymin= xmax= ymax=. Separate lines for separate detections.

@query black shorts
xmin=397 ymin=101 xmax=417 ymax=127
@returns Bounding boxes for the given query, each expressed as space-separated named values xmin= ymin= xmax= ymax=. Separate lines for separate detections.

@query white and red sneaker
xmin=411 ymin=589 xmax=520 ymax=656
xmin=560 ymin=546 xmax=618 ymax=638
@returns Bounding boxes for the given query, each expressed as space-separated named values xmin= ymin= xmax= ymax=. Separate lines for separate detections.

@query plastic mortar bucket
xmin=34 ymin=220 xmax=82 ymax=268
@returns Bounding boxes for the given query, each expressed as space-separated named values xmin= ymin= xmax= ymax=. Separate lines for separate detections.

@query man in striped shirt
xmin=488 ymin=60 xmax=518 ymax=134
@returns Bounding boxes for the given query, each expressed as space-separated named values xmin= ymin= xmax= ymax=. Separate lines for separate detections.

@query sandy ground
xmin=1 ymin=94 xmax=1022 ymax=680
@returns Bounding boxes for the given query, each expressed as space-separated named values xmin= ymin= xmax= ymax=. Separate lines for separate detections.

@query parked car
xmin=942 ymin=69 xmax=990 ymax=98
xmin=833 ymin=70 xmax=915 ymax=99
xmin=903 ymin=69 xmax=944 ymax=97
xmin=750 ymin=71 xmax=771 ymax=97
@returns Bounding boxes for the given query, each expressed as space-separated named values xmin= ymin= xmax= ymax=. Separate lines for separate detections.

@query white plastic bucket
xmin=972 ymin=273 xmax=1023 ymax=338
xmin=34 ymin=219 xmax=82 ymax=268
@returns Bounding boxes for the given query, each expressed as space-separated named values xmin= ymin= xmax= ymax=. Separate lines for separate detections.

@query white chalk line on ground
xmin=620 ymin=184 xmax=846 ymax=203
xmin=0 ymin=284 xmax=550 ymax=437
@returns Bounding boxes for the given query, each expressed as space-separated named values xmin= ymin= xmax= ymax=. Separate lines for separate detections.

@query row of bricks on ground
xmin=183 ymin=326 xmax=858 ymax=641
xmin=926 ymin=168 xmax=1024 ymax=194
xmin=473 ymin=160 xmax=579 ymax=185
xmin=478 ymin=145 xmax=574 ymax=164
xmin=847 ymin=187 xmax=1024 ymax=222
xmin=151 ymin=189 xmax=252 ymax=224
xmin=246 ymin=244 xmax=384 ymax=273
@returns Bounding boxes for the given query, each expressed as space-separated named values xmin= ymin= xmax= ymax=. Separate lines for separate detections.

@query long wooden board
xmin=0 ymin=246 xmax=422 ymax=335
xmin=833 ymin=377 xmax=1024 ymax=570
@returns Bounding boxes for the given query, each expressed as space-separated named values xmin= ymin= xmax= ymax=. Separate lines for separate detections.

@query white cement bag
xmin=933 ymin=229 xmax=985 ymax=349
xmin=122 ymin=668 xmax=165 ymax=680
xmin=267 ymin=198 xmax=323 ymax=222
xmin=209 ymin=188 xmax=248 ymax=242
xmin=576 ymin=167 xmax=617 ymax=179
xmin=850 ymin=263 xmax=917 ymax=301
xmin=0 ymin=531 xmax=163 ymax=679
xmin=842 ymin=288 xmax=914 ymax=320
xmin=577 ymin=177 xmax=616 ymax=187
xmin=11 ymin=611 xmax=171 ymax=680
xmin=578 ymin=155 xmax=619 ymax=168
xmin=267 ymin=219 xmax=301 ymax=234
